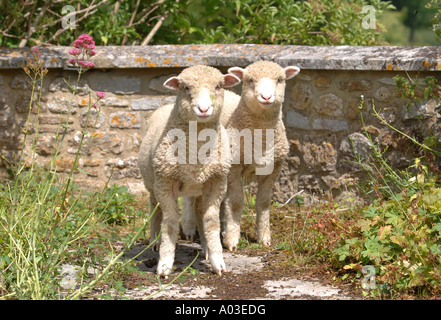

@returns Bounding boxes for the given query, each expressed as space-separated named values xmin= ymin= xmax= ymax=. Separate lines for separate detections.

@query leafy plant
xmin=93 ymin=185 xmax=138 ymax=225
xmin=332 ymin=97 xmax=441 ymax=297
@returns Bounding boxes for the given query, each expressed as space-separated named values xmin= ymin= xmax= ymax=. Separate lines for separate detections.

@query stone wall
xmin=1 ymin=45 xmax=441 ymax=202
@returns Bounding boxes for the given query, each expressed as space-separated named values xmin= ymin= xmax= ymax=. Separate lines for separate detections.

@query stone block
xmin=374 ymin=87 xmax=391 ymax=103
xmin=36 ymin=134 xmax=56 ymax=156
xmin=95 ymin=76 xmax=141 ymax=94
xmin=312 ymin=118 xmax=349 ymax=132
xmin=53 ymin=158 xmax=76 ymax=172
xmin=286 ymin=111 xmax=310 ymax=130
xmin=49 ymin=77 xmax=90 ymax=96
xmin=101 ymin=97 xmax=130 ymax=108
xmin=338 ymin=132 xmax=373 ymax=171
xmin=90 ymin=131 xmax=124 ymax=155
xmin=131 ymin=97 xmax=162 ymax=110
xmin=302 ymin=140 xmax=337 ymax=172
xmin=39 ymin=115 xmax=73 ymax=125
xmin=109 ymin=111 xmax=141 ymax=129
xmin=80 ymin=108 xmax=106 ymax=128
xmin=289 ymin=82 xmax=313 ymax=110
xmin=47 ymin=96 xmax=77 ymax=114
xmin=316 ymin=93 xmax=343 ymax=117
xmin=129 ymin=133 xmax=142 ymax=152
xmin=339 ymin=80 xmax=373 ymax=92
xmin=10 ymin=74 xmax=32 ymax=90
xmin=105 ymin=156 xmax=141 ymax=180
xmin=314 ymin=77 xmax=331 ymax=90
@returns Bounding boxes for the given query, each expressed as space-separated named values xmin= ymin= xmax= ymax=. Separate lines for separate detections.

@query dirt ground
xmin=116 ymin=238 xmax=363 ymax=300
xmin=89 ymin=195 xmax=366 ymax=300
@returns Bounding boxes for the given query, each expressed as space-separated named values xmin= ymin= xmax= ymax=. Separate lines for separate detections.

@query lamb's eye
xmin=277 ymin=77 xmax=284 ymax=84
xmin=184 ymin=86 xmax=190 ymax=94
xmin=248 ymin=79 xmax=254 ymax=85
xmin=215 ymin=84 xmax=221 ymax=91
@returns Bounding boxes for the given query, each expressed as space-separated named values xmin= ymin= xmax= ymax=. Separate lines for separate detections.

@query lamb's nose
xmin=198 ymin=105 xmax=210 ymax=113
xmin=261 ymin=94 xmax=272 ymax=101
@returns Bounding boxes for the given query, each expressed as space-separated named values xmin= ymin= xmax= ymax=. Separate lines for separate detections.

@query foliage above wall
xmin=0 ymin=0 xmax=395 ymax=47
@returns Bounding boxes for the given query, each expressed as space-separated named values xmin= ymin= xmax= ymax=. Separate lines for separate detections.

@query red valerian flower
xmin=68 ymin=34 xmax=96 ymax=70
xmin=96 ymin=91 xmax=106 ymax=99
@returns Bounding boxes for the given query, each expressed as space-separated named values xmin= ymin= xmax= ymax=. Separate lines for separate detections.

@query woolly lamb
xmin=138 ymin=65 xmax=240 ymax=278
xmin=182 ymin=61 xmax=300 ymax=251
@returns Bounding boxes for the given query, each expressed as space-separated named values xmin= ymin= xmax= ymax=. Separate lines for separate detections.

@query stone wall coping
xmin=1 ymin=44 xmax=441 ymax=71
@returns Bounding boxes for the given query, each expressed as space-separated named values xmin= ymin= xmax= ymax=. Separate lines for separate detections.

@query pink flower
xmin=73 ymin=39 xmax=83 ymax=48
xmin=77 ymin=59 xmax=87 ymax=67
xmin=69 ymin=34 xmax=96 ymax=71
xmin=96 ymin=91 xmax=106 ymax=99
xmin=78 ymin=34 xmax=93 ymax=42
xmin=68 ymin=48 xmax=82 ymax=56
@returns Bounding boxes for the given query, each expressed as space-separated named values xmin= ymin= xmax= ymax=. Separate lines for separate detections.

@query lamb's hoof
xmin=258 ymin=235 xmax=271 ymax=247
xmin=182 ymin=229 xmax=196 ymax=242
xmin=157 ymin=260 xmax=173 ymax=279
xmin=150 ymin=242 xmax=160 ymax=252
xmin=224 ymin=238 xmax=239 ymax=252
xmin=210 ymin=253 xmax=226 ymax=276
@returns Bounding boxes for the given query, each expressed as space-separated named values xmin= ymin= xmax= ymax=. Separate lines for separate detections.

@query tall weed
xmin=0 ymin=38 xmax=152 ymax=300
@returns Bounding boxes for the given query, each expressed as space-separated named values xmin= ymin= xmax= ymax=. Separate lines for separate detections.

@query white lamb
xmin=138 ymin=65 xmax=240 ymax=277
xmin=182 ymin=61 xmax=300 ymax=251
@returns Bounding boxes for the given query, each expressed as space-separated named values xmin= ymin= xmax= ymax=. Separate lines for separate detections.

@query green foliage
xmin=1 ymin=0 xmax=395 ymax=47
xmin=332 ymin=95 xmax=441 ymax=296
xmin=92 ymin=185 xmax=138 ymax=225
xmin=188 ymin=0 xmax=394 ymax=45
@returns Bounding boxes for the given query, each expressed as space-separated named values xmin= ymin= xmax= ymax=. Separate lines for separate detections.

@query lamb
xmin=138 ymin=65 xmax=240 ymax=278
xmin=182 ymin=61 xmax=300 ymax=251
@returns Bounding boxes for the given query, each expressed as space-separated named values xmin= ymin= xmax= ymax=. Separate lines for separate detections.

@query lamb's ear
xmin=284 ymin=66 xmax=300 ymax=80
xmin=223 ymin=74 xmax=241 ymax=88
xmin=163 ymin=76 xmax=180 ymax=91
xmin=227 ymin=67 xmax=245 ymax=80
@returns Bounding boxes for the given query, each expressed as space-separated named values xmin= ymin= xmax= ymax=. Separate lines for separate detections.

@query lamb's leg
xmin=222 ymin=167 xmax=244 ymax=251
xmin=154 ymin=179 xmax=180 ymax=278
xmin=149 ymin=193 xmax=162 ymax=251
xmin=199 ymin=177 xmax=227 ymax=275
xmin=181 ymin=196 xmax=197 ymax=241
xmin=193 ymin=196 xmax=207 ymax=257
xmin=255 ymin=166 xmax=280 ymax=246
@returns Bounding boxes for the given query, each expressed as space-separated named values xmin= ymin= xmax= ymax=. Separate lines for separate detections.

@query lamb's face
xmin=164 ymin=66 xmax=240 ymax=123
xmin=229 ymin=61 xmax=300 ymax=111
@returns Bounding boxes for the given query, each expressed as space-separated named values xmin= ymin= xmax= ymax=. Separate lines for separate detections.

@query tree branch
xmin=121 ymin=0 xmax=141 ymax=45
xmin=141 ymin=13 xmax=168 ymax=46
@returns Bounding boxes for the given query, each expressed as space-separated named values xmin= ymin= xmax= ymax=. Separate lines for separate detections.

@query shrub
xmin=332 ymin=96 xmax=441 ymax=297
